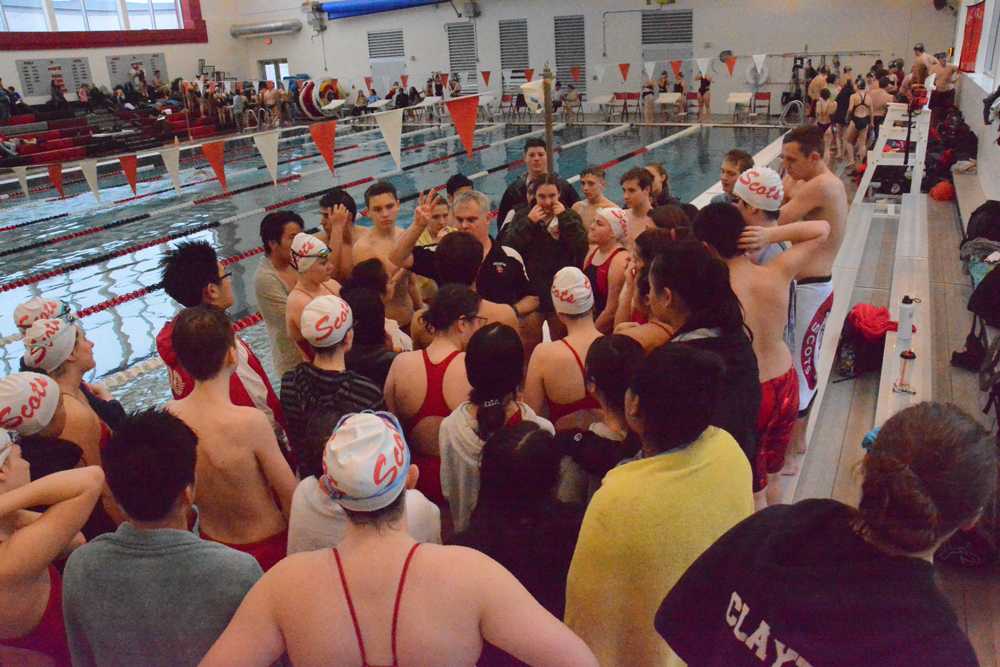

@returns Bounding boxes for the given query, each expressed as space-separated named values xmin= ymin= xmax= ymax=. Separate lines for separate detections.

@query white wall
xmin=230 ymin=0 xmax=956 ymax=112
xmin=953 ymin=0 xmax=1000 ymax=200
xmin=1 ymin=0 xmax=246 ymax=104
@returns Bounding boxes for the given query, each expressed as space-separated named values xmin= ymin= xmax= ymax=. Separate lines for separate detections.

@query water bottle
xmin=897 ymin=295 xmax=916 ymax=352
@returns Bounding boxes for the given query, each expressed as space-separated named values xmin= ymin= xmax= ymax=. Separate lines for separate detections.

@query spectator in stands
xmin=565 ymin=344 xmax=754 ymax=666
xmin=0 ymin=420 xmax=102 ymax=666
xmin=450 ymin=422 xmax=585 ymax=656
xmin=232 ymin=88 xmax=246 ymax=128
xmin=524 ymin=267 xmax=603 ymax=432
xmin=657 ymin=402 xmax=992 ymax=667
xmin=342 ymin=287 xmax=398 ymax=388
xmin=281 ymin=294 xmax=384 ymax=479
xmin=440 ymin=322 xmax=552 ymax=532
xmin=497 ymin=138 xmax=580 ymax=226
xmin=648 ymin=240 xmax=762 ymax=479
xmin=384 ymin=285 xmax=481 ymax=504
xmin=62 ymin=409 xmax=262 ymax=667
xmin=167 ymin=306 xmax=296 ymax=572
xmin=254 ymin=211 xmax=305 ymax=379
xmin=502 ymin=174 xmax=588 ymax=336
xmin=156 ymin=241 xmax=286 ymax=440
xmin=201 ymin=411 xmax=598 ymax=667
xmin=0 ymin=81 xmax=9 ymax=121
xmin=50 ymin=79 xmax=69 ymax=110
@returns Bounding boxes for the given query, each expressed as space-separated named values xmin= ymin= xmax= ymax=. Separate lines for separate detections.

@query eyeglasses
xmin=214 ymin=271 xmax=232 ymax=283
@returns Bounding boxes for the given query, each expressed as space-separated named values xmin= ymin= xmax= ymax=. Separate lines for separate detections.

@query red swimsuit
xmin=583 ymin=247 xmax=626 ymax=316
xmin=333 ymin=544 xmax=421 ymax=667
xmin=405 ymin=350 xmax=461 ymax=504
xmin=1 ymin=566 xmax=72 ymax=666
xmin=545 ymin=340 xmax=600 ymax=424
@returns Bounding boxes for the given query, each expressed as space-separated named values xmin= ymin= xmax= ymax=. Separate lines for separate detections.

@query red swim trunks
xmin=201 ymin=530 xmax=288 ymax=572
xmin=412 ymin=453 xmax=445 ymax=505
xmin=755 ymin=366 xmax=799 ymax=488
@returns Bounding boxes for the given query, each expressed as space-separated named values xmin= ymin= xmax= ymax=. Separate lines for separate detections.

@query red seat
xmin=47 ymin=117 xmax=87 ymax=130
xmin=188 ymin=125 xmax=219 ymax=139
xmin=1 ymin=114 xmax=36 ymax=127
xmin=29 ymin=146 xmax=86 ymax=164
xmin=753 ymin=91 xmax=772 ymax=117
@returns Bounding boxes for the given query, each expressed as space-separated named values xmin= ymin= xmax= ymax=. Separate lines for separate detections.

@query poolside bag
xmin=963 ymin=200 xmax=1000 ymax=245
xmin=835 ymin=304 xmax=894 ymax=378
xmin=936 ymin=462 xmax=1000 ymax=567
xmin=968 ymin=265 xmax=1000 ymax=328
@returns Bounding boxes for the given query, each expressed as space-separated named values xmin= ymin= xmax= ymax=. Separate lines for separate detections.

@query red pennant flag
xmin=671 ymin=60 xmax=684 ymax=78
xmin=481 ymin=71 xmax=491 ymax=86
xmin=445 ymin=96 xmax=479 ymax=159
xmin=619 ymin=63 xmax=630 ymax=82
xmin=440 ymin=73 xmax=450 ymax=91
xmin=48 ymin=163 xmax=64 ymax=199
xmin=119 ymin=155 xmax=138 ymax=194
xmin=400 ymin=74 xmax=409 ymax=89
xmin=570 ymin=66 xmax=581 ymax=82
xmin=524 ymin=68 xmax=534 ymax=83
xmin=309 ymin=120 xmax=338 ymax=174
xmin=201 ymin=141 xmax=227 ymax=192
xmin=364 ymin=76 xmax=373 ymax=92
xmin=725 ymin=57 xmax=737 ymax=77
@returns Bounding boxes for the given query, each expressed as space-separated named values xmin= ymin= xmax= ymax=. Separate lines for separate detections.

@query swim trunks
xmin=793 ymin=277 xmax=834 ymax=415
xmin=755 ymin=366 xmax=799 ymax=488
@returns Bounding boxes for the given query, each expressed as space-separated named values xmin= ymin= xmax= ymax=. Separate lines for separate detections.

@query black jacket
xmin=497 ymin=174 xmax=580 ymax=230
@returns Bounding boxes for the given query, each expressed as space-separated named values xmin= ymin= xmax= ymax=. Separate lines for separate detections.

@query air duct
xmin=315 ymin=0 xmax=442 ymax=21
xmin=230 ymin=19 xmax=303 ymax=38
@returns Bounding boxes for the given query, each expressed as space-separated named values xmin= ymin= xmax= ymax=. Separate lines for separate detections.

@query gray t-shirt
xmin=63 ymin=523 xmax=262 ymax=667
xmin=254 ymin=259 xmax=301 ymax=378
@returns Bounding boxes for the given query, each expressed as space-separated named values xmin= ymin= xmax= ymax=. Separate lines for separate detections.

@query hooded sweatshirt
xmin=655 ymin=499 xmax=977 ymax=667
xmin=155 ymin=317 xmax=285 ymax=436
xmin=439 ymin=402 xmax=554 ymax=532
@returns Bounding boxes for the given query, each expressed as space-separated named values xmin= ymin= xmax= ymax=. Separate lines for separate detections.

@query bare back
xmin=167 ymin=400 xmax=287 ymax=543
xmin=728 ymin=259 xmax=793 ymax=381
xmin=525 ymin=332 xmax=602 ymax=430
xmin=779 ymin=171 xmax=848 ymax=279
xmin=932 ymin=63 xmax=958 ymax=92
xmin=573 ymin=198 xmax=614 ymax=232
xmin=354 ymin=228 xmax=415 ymax=327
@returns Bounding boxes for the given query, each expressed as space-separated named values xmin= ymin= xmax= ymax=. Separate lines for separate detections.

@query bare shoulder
xmin=232 ymin=406 xmax=275 ymax=437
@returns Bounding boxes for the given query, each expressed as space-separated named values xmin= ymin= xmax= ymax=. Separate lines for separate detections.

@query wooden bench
xmin=953 ymin=171 xmax=987 ymax=236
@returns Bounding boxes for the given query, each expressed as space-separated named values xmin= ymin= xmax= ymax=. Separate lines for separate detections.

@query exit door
xmin=260 ymin=59 xmax=290 ymax=85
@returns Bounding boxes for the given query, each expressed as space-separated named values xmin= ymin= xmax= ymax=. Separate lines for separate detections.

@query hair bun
xmin=859 ymin=452 xmax=941 ymax=553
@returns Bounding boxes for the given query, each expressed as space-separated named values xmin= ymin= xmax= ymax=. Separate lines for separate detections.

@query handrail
xmin=779 ymin=100 xmax=805 ymax=127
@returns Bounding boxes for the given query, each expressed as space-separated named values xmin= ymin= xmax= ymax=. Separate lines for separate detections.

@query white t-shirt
xmin=287 ymin=477 xmax=442 ymax=555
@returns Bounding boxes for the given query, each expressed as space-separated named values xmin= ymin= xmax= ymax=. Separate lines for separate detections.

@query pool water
xmin=0 ymin=122 xmax=783 ymax=410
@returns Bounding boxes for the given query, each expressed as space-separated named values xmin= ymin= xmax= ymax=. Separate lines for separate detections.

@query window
xmin=53 ymin=0 xmax=84 ymax=30
xmin=641 ymin=9 xmax=693 ymax=45
xmin=1 ymin=0 xmax=49 ymax=31
xmin=126 ymin=0 xmax=178 ymax=29
xmin=447 ymin=21 xmax=478 ymax=94
xmin=368 ymin=29 xmax=405 ymax=60
xmin=126 ymin=0 xmax=151 ymax=28
xmin=986 ymin=2 xmax=1000 ymax=75
xmin=554 ymin=15 xmax=586 ymax=94
xmin=151 ymin=0 xmax=176 ymax=29
xmin=86 ymin=0 xmax=120 ymax=29
xmin=499 ymin=18 xmax=529 ymax=93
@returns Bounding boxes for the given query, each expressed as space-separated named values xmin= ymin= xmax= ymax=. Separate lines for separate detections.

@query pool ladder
xmin=780 ymin=100 xmax=805 ymax=127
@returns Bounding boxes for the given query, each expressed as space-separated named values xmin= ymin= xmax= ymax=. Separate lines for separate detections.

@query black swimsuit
xmin=699 ymin=77 xmax=711 ymax=95
xmin=851 ymin=92 xmax=871 ymax=131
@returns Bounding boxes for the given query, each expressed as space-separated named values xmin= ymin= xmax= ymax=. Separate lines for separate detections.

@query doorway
xmin=259 ymin=59 xmax=290 ymax=85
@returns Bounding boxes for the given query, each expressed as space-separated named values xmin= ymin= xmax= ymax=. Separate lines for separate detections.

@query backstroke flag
xmin=254 ymin=129 xmax=282 ymax=184
xmin=80 ymin=160 xmax=100 ymax=201
xmin=375 ymin=109 xmax=404 ymax=170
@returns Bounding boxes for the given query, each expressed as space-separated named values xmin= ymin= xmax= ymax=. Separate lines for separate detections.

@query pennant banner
xmin=201 ymin=141 xmax=227 ymax=192
xmin=400 ymin=74 xmax=409 ymax=89
xmin=375 ymin=109 xmax=404 ymax=170
xmin=725 ymin=57 xmax=737 ymax=77
xmin=752 ymin=54 xmax=767 ymax=73
xmin=671 ymin=60 xmax=684 ymax=78
xmin=119 ymin=155 xmax=138 ymax=195
xmin=12 ymin=166 xmax=29 ymax=199
xmin=570 ymin=66 xmax=581 ymax=82
xmin=253 ymin=129 xmax=281 ymax=185
xmin=521 ymin=79 xmax=545 ymax=114
xmin=594 ymin=64 xmax=607 ymax=82
xmin=644 ymin=61 xmax=656 ymax=80
xmin=445 ymin=96 xmax=479 ymax=159
xmin=481 ymin=70 xmax=491 ymax=86
xmin=618 ymin=63 xmax=630 ymax=82
xmin=48 ymin=163 xmax=64 ymax=199
xmin=696 ymin=58 xmax=711 ymax=77
xmin=80 ymin=159 xmax=100 ymax=201
xmin=161 ymin=145 xmax=182 ymax=195
xmin=364 ymin=76 xmax=373 ymax=92
xmin=523 ymin=68 xmax=534 ymax=83
xmin=309 ymin=120 xmax=337 ymax=175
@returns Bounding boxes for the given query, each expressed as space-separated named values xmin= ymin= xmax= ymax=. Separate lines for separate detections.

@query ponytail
xmin=465 ymin=323 xmax=524 ymax=441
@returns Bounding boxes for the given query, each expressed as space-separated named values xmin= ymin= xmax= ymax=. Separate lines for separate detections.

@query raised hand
xmin=413 ymin=190 xmax=442 ymax=229
xmin=738 ymin=226 xmax=772 ymax=253
xmin=528 ymin=204 xmax=547 ymax=224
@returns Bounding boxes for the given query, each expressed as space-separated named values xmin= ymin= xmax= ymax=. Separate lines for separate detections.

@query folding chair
xmin=685 ymin=92 xmax=700 ymax=118
xmin=499 ymin=94 xmax=516 ymax=120
xmin=751 ymin=91 xmax=772 ymax=121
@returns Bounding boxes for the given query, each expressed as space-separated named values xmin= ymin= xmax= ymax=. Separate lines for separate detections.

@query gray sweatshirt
xmin=62 ymin=522 xmax=262 ymax=667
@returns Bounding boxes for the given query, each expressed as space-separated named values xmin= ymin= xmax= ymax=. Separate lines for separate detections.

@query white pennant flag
xmin=12 ymin=166 xmax=29 ymax=199
xmin=594 ymin=64 xmax=607 ymax=82
xmin=753 ymin=54 xmax=767 ymax=73
xmin=696 ymin=58 xmax=711 ymax=77
xmin=521 ymin=79 xmax=545 ymax=113
xmin=80 ymin=159 xmax=100 ymax=201
xmin=375 ymin=109 xmax=404 ymax=170
xmin=253 ymin=129 xmax=281 ymax=185
xmin=160 ymin=145 xmax=182 ymax=195
xmin=644 ymin=61 xmax=657 ymax=80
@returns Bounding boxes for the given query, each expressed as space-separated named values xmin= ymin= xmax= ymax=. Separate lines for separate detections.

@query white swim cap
xmin=0 ymin=372 xmax=61 ymax=436
xmin=595 ymin=207 xmax=628 ymax=242
xmin=13 ymin=298 xmax=79 ymax=333
xmin=733 ymin=167 xmax=784 ymax=212
xmin=22 ymin=319 xmax=78 ymax=373
xmin=290 ymin=233 xmax=330 ymax=273
xmin=300 ymin=295 xmax=353 ymax=349
xmin=320 ymin=412 xmax=411 ymax=512
xmin=551 ymin=267 xmax=595 ymax=315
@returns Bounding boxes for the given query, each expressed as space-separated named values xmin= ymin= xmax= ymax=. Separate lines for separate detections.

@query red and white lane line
xmin=564 ymin=124 xmax=701 ymax=184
